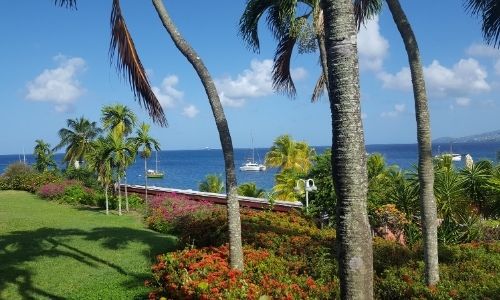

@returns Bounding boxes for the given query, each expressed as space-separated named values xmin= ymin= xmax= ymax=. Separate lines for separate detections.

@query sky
xmin=0 ymin=1 xmax=499 ymax=155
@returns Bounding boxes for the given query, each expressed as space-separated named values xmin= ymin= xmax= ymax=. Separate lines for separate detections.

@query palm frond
xmin=54 ymin=0 xmax=77 ymax=9
xmin=464 ymin=0 xmax=500 ymax=47
xmin=109 ymin=0 xmax=167 ymax=126
xmin=311 ymin=72 xmax=327 ymax=102
xmin=272 ymin=33 xmax=297 ymax=98
xmin=353 ymin=0 xmax=383 ymax=30
xmin=239 ymin=0 xmax=278 ymax=52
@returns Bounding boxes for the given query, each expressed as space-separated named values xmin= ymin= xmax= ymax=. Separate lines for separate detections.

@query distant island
xmin=434 ymin=130 xmax=500 ymax=144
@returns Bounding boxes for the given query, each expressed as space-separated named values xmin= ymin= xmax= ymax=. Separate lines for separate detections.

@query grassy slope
xmin=0 ymin=190 xmax=177 ymax=300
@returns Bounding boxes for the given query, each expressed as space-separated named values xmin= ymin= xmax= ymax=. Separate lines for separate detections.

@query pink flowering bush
xmin=37 ymin=182 xmax=66 ymax=199
xmin=145 ymin=193 xmax=215 ymax=233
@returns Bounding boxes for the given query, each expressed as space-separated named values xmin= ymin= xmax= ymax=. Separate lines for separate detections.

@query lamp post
xmin=295 ymin=178 xmax=317 ymax=211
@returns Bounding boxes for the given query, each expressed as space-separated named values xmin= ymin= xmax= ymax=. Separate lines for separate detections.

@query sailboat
xmin=240 ymin=138 xmax=266 ymax=172
xmin=147 ymin=151 xmax=164 ymax=178
xmin=435 ymin=144 xmax=462 ymax=161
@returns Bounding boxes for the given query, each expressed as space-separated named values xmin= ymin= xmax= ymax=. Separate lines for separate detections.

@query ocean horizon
xmin=1 ymin=142 xmax=499 ymax=191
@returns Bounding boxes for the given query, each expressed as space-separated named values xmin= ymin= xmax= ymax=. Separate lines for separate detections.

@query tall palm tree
xmin=321 ymin=0 xmax=373 ymax=297
xmin=53 ymin=116 xmax=102 ymax=168
xmin=151 ymin=0 xmax=243 ymax=271
xmin=85 ymin=136 xmax=113 ymax=215
xmin=240 ymin=0 xmax=373 ymax=295
xmin=354 ymin=0 xmax=440 ymax=286
xmin=101 ymin=104 xmax=138 ymax=211
xmin=464 ymin=0 xmax=500 ymax=48
xmin=33 ymin=139 xmax=56 ymax=172
xmin=129 ymin=122 xmax=160 ymax=204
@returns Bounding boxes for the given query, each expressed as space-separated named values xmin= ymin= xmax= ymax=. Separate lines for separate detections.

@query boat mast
xmin=155 ymin=151 xmax=158 ymax=172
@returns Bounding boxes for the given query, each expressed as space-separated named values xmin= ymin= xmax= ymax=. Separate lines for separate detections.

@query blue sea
xmin=1 ymin=143 xmax=499 ymax=191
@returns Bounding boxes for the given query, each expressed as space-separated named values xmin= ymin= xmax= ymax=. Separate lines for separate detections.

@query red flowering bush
xmin=147 ymin=245 xmax=338 ymax=299
xmin=37 ymin=180 xmax=98 ymax=206
xmin=37 ymin=182 xmax=67 ymax=199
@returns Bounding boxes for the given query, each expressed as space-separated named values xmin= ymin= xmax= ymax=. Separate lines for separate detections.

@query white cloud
xmin=381 ymin=103 xmax=405 ymax=118
xmin=361 ymin=113 xmax=367 ymax=119
xmin=25 ymin=55 xmax=86 ymax=112
xmin=466 ymin=43 xmax=500 ymax=58
xmin=358 ymin=16 xmax=389 ymax=72
xmin=182 ymin=104 xmax=199 ymax=118
xmin=215 ymin=59 xmax=306 ymax=107
xmin=495 ymin=60 xmax=500 ymax=75
xmin=152 ymin=75 xmax=184 ymax=108
xmin=455 ymin=97 xmax=471 ymax=107
xmin=378 ymin=59 xmax=490 ymax=97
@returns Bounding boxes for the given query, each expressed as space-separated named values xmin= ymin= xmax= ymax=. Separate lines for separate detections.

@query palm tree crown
xmin=101 ymin=104 xmax=138 ymax=139
xmin=54 ymin=116 xmax=102 ymax=166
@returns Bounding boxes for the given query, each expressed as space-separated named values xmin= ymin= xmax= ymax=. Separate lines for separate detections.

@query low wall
xmin=121 ymin=184 xmax=303 ymax=212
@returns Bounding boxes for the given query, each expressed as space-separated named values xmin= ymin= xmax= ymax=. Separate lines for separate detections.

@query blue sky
xmin=0 ymin=1 xmax=499 ymax=155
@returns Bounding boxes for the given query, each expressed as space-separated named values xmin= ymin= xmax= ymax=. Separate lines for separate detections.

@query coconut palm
xmin=354 ymin=0 xmax=440 ymax=286
xmin=272 ymin=169 xmax=301 ymax=201
xmin=85 ymin=136 xmax=113 ymax=215
xmin=464 ymin=0 xmax=500 ymax=48
xmin=265 ymin=135 xmax=315 ymax=173
xmin=53 ymin=117 xmax=102 ymax=168
xmin=321 ymin=1 xmax=374 ymax=296
xmin=129 ymin=122 xmax=160 ymax=204
xmin=101 ymin=104 xmax=138 ymax=211
xmin=240 ymin=0 xmax=373 ymax=295
xmin=109 ymin=134 xmax=136 ymax=215
xmin=237 ymin=182 xmax=266 ymax=198
xmin=199 ymin=174 xmax=225 ymax=194
xmin=33 ymin=139 xmax=56 ymax=172
xmin=101 ymin=104 xmax=138 ymax=139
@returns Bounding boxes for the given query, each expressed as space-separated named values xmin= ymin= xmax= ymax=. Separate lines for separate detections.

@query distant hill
xmin=434 ymin=130 xmax=500 ymax=144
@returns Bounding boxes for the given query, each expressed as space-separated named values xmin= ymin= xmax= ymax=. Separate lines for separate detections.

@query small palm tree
xmin=265 ymin=134 xmax=315 ymax=173
xmin=102 ymin=104 xmax=138 ymax=210
xmin=86 ymin=137 xmax=113 ymax=215
xmin=53 ymin=117 xmax=102 ymax=168
xmin=129 ymin=122 xmax=160 ymax=204
xmin=237 ymin=182 xmax=266 ymax=198
xmin=33 ymin=139 xmax=56 ymax=172
xmin=109 ymin=134 xmax=136 ymax=215
xmin=101 ymin=104 xmax=138 ymax=139
xmin=460 ymin=160 xmax=494 ymax=215
xmin=199 ymin=174 xmax=225 ymax=194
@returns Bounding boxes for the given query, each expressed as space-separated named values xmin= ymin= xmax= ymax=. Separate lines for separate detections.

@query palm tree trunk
xmin=321 ymin=0 xmax=373 ymax=298
xmin=105 ymin=183 xmax=109 ymax=215
xmin=125 ymin=171 xmax=129 ymax=212
xmin=152 ymin=0 xmax=243 ymax=270
xmin=144 ymin=157 xmax=149 ymax=204
xmin=385 ymin=0 xmax=439 ymax=286
xmin=118 ymin=177 xmax=122 ymax=215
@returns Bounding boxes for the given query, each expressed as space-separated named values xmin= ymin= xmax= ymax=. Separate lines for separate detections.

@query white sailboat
xmin=147 ymin=151 xmax=164 ymax=178
xmin=240 ymin=138 xmax=266 ymax=172
xmin=435 ymin=144 xmax=462 ymax=161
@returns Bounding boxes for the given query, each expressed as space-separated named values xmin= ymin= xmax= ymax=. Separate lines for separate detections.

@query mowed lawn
xmin=0 ymin=190 xmax=177 ymax=299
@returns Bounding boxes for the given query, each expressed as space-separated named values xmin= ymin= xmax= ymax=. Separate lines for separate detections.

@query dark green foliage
xmin=64 ymin=166 xmax=100 ymax=189
xmin=306 ymin=149 xmax=336 ymax=223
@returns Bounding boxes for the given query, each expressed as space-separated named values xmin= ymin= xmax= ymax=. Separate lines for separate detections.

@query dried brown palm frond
xmin=272 ymin=33 xmax=297 ymax=98
xmin=54 ymin=0 xmax=77 ymax=9
xmin=109 ymin=0 xmax=167 ymax=126
xmin=311 ymin=72 xmax=327 ymax=103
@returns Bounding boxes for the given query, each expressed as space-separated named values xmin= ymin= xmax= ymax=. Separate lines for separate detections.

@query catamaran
xmin=240 ymin=138 xmax=266 ymax=171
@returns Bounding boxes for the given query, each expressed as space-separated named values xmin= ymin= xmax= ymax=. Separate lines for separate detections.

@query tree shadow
xmin=0 ymin=227 xmax=177 ymax=299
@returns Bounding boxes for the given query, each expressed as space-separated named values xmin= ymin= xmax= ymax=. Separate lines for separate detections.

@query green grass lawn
xmin=0 ymin=190 xmax=177 ymax=299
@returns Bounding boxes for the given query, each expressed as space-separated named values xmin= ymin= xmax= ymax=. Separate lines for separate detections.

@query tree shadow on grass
xmin=0 ymin=227 xmax=177 ymax=299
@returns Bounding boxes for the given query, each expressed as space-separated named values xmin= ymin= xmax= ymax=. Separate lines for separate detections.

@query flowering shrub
xmin=375 ymin=242 xmax=500 ymax=299
xmin=147 ymin=245 xmax=338 ymax=300
xmin=37 ymin=180 xmax=98 ymax=206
